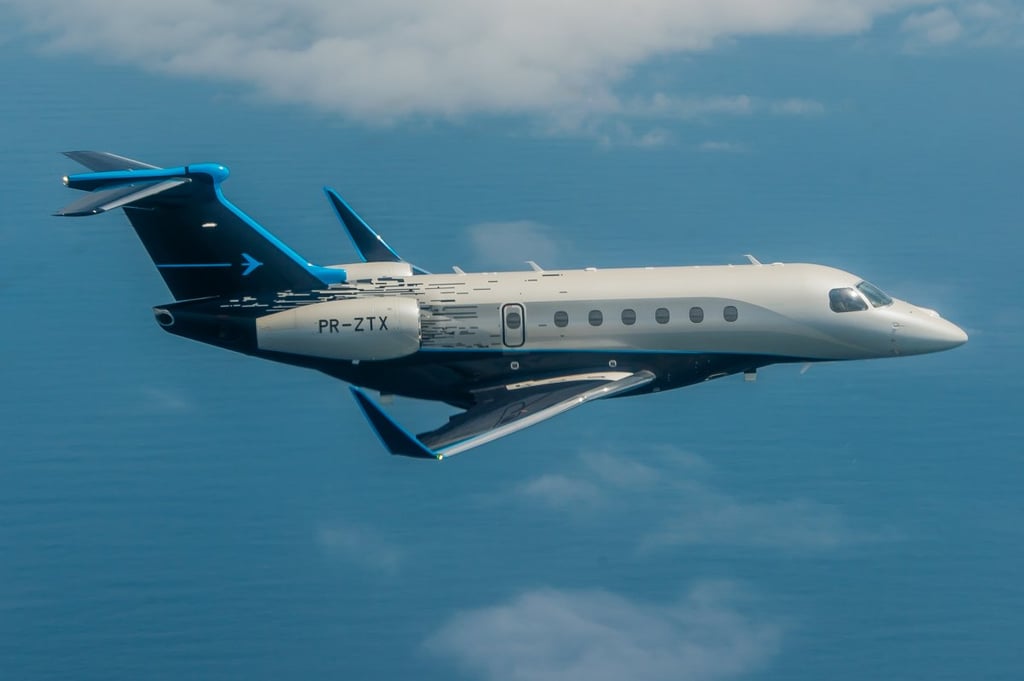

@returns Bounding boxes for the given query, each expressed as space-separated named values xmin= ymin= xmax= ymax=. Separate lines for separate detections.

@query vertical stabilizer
xmin=58 ymin=152 xmax=346 ymax=300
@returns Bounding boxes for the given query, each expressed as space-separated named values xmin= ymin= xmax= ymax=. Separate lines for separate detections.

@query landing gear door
xmin=502 ymin=303 xmax=525 ymax=347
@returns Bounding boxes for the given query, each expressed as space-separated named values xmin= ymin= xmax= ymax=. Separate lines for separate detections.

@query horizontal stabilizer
xmin=55 ymin=178 xmax=189 ymax=216
xmin=63 ymin=150 xmax=160 ymax=172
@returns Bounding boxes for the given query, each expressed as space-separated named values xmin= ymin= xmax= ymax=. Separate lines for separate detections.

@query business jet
xmin=56 ymin=152 xmax=967 ymax=459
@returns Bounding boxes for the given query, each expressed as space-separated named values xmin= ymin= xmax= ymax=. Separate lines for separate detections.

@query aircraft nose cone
xmin=895 ymin=312 xmax=968 ymax=355
xmin=945 ymin=321 xmax=969 ymax=348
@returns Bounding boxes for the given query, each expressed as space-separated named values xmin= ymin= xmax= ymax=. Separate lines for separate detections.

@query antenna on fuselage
xmin=744 ymin=254 xmax=762 ymax=265
xmin=526 ymin=261 xmax=544 ymax=272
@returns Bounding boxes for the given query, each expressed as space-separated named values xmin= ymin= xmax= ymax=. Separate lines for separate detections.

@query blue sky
xmin=1 ymin=2 xmax=1022 ymax=680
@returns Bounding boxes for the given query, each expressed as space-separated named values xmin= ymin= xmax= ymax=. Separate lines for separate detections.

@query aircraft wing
xmin=351 ymin=370 xmax=655 ymax=459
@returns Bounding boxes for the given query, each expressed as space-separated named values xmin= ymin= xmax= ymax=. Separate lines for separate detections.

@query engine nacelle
xmin=255 ymin=296 xmax=420 ymax=361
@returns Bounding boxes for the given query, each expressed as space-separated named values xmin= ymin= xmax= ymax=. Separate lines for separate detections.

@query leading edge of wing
xmin=350 ymin=370 xmax=655 ymax=460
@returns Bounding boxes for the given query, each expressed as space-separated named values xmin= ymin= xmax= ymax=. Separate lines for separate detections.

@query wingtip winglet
xmin=323 ymin=187 xmax=410 ymax=266
xmin=349 ymin=387 xmax=441 ymax=460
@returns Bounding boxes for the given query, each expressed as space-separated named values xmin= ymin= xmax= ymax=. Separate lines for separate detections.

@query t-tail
xmin=56 ymin=151 xmax=347 ymax=300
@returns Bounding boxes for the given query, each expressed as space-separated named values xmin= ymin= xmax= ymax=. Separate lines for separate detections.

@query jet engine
xmin=256 ymin=296 xmax=420 ymax=361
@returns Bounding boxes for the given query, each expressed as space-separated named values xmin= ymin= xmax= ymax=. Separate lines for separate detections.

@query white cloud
xmin=638 ymin=483 xmax=861 ymax=551
xmin=539 ymin=119 xmax=676 ymax=148
xmin=698 ymin=140 xmax=747 ymax=153
xmin=769 ymin=97 xmax=827 ymax=116
xmin=518 ymin=474 xmax=605 ymax=509
xmin=427 ymin=582 xmax=782 ymax=681
xmin=466 ymin=220 xmax=561 ymax=269
xmin=625 ymin=94 xmax=756 ymax=118
xmin=138 ymin=386 xmax=195 ymax=413
xmin=6 ymin=0 xmax=924 ymax=126
xmin=583 ymin=450 xmax=665 ymax=487
xmin=316 ymin=521 xmax=403 ymax=574
xmin=510 ymin=448 xmax=880 ymax=551
xmin=635 ymin=128 xmax=674 ymax=147
xmin=901 ymin=2 xmax=1024 ymax=49
xmin=902 ymin=7 xmax=964 ymax=45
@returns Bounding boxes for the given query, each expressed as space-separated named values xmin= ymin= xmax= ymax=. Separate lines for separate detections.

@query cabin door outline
xmin=501 ymin=303 xmax=525 ymax=347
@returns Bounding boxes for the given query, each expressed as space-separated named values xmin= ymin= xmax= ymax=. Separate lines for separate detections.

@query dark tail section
xmin=57 ymin=151 xmax=346 ymax=301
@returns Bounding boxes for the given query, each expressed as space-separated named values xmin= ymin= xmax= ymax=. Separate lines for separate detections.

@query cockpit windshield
xmin=830 ymin=281 xmax=894 ymax=313
xmin=856 ymin=281 xmax=893 ymax=307
xmin=829 ymin=288 xmax=868 ymax=313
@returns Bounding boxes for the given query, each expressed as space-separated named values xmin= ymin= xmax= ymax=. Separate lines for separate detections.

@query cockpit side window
xmin=829 ymin=287 xmax=869 ymax=313
xmin=856 ymin=281 xmax=893 ymax=307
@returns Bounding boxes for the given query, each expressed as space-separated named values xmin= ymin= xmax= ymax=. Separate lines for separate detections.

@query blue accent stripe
xmin=214 ymin=187 xmax=318 ymax=270
xmin=416 ymin=346 xmax=800 ymax=357
xmin=214 ymin=186 xmax=347 ymax=287
xmin=158 ymin=263 xmax=232 ymax=268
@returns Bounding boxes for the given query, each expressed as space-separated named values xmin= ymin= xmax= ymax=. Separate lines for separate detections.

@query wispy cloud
xmin=698 ymin=140 xmax=747 ymax=153
xmin=768 ymin=97 xmax=827 ymax=116
xmin=902 ymin=7 xmax=964 ymax=46
xmin=517 ymin=474 xmax=605 ymax=510
xmin=510 ymin=448 xmax=884 ymax=552
xmin=536 ymin=93 xmax=822 ymax=146
xmin=465 ymin=220 xmax=561 ymax=269
xmin=901 ymin=2 xmax=1024 ymax=50
xmin=6 ymin=0 xmax=922 ymax=129
xmin=619 ymin=94 xmax=825 ymax=120
xmin=138 ymin=386 xmax=195 ymax=413
xmin=316 ymin=521 xmax=403 ymax=574
xmin=427 ymin=581 xmax=782 ymax=681
xmin=638 ymin=483 xmax=865 ymax=552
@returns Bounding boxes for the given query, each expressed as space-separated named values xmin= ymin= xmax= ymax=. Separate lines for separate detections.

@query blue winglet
xmin=349 ymin=387 xmax=440 ymax=460
xmin=324 ymin=188 xmax=431 ymax=275
xmin=324 ymin=188 xmax=404 ymax=263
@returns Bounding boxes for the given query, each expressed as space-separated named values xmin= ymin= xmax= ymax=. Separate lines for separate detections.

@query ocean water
xmin=1 ymin=41 xmax=1022 ymax=681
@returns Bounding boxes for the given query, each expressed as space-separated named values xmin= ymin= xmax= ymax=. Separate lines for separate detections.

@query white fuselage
xmin=392 ymin=262 xmax=967 ymax=360
xmin=251 ymin=261 xmax=966 ymax=368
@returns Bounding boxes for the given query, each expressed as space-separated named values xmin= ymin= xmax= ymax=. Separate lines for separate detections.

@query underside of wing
xmin=351 ymin=370 xmax=655 ymax=459
xmin=55 ymin=178 xmax=190 ymax=216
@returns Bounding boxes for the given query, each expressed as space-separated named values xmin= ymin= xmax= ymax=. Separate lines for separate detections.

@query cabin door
xmin=501 ymin=303 xmax=525 ymax=347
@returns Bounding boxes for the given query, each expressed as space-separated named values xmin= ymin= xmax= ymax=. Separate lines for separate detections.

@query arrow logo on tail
xmin=241 ymin=252 xmax=263 ymax=276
